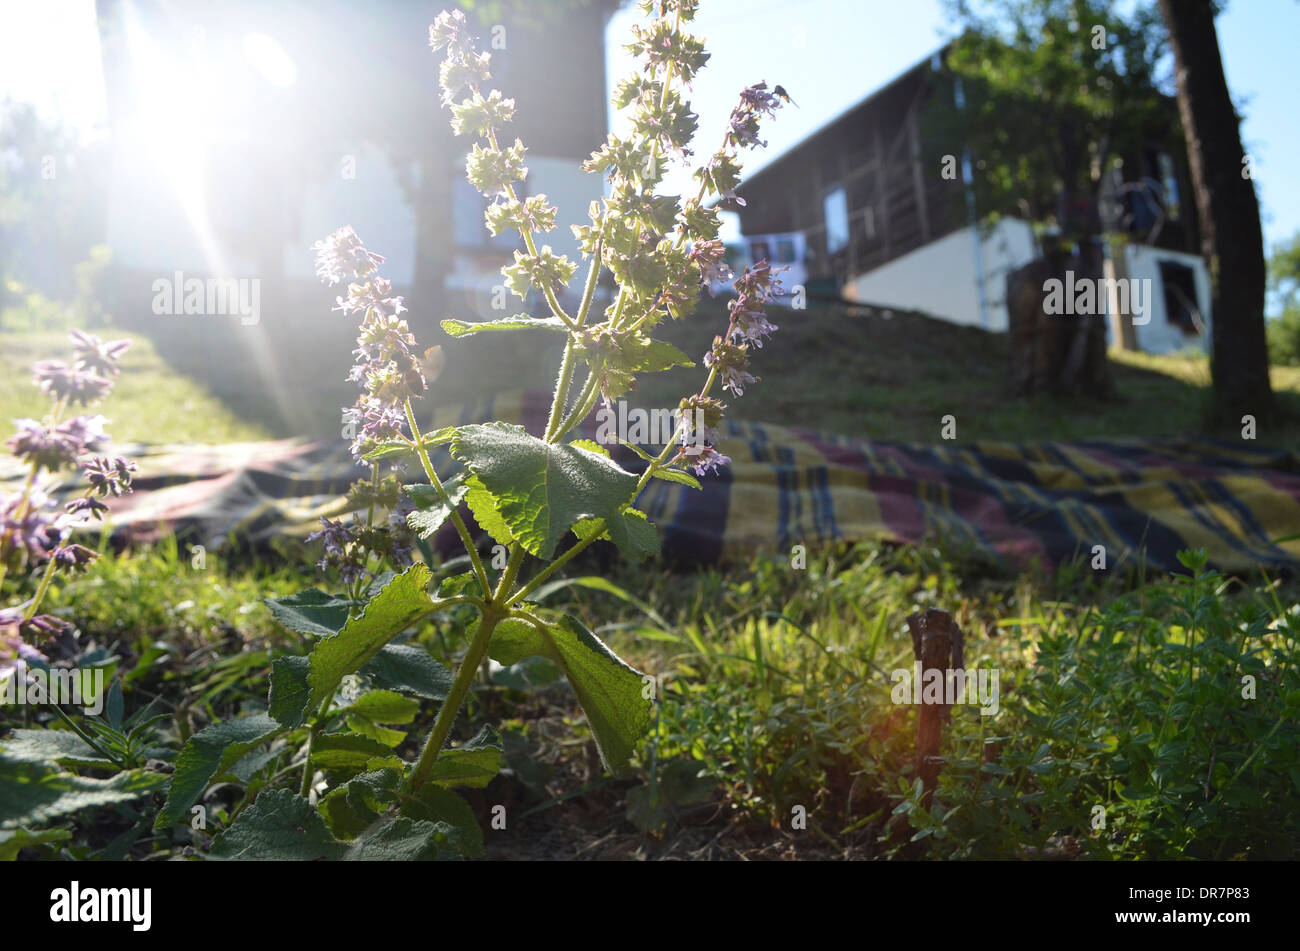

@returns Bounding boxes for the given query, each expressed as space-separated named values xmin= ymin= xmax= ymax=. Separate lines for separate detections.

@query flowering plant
xmin=158 ymin=0 xmax=785 ymax=858
xmin=1 ymin=331 xmax=135 ymax=725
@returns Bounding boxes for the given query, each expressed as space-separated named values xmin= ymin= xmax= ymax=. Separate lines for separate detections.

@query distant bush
xmin=73 ymin=244 xmax=114 ymax=328
xmin=1267 ymin=309 xmax=1300 ymax=367
xmin=0 ymin=278 xmax=74 ymax=332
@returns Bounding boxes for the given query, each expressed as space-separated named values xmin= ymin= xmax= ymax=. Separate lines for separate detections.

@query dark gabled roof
xmin=739 ymin=45 xmax=949 ymax=192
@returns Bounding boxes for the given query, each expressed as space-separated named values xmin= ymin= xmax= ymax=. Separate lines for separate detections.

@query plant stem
xmin=553 ymin=371 xmax=601 ymax=440
xmin=544 ymin=243 xmax=602 ymax=444
xmin=403 ymin=398 xmax=491 ymax=598
xmin=410 ymin=545 xmax=524 ymax=793
xmin=409 ymin=609 xmax=504 ymax=792
xmin=473 ymin=104 xmax=574 ymax=329
xmin=544 ymin=339 xmax=579 ymax=443
xmin=22 ymin=552 xmax=60 ymax=623
xmin=49 ymin=703 xmax=125 ymax=768
xmin=300 ymin=729 xmax=316 ymax=797
xmin=505 ymin=532 xmax=599 ymax=607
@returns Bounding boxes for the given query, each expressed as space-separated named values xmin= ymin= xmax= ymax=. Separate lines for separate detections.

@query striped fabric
xmin=10 ymin=391 xmax=1300 ymax=574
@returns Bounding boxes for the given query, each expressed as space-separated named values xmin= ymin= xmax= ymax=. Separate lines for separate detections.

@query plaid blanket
xmin=9 ymin=391 xmax=1300 ymax=575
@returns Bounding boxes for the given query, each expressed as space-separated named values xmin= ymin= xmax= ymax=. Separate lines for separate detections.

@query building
xmin=93 ymin=0 xmax=616 ymax=431
xmin=732 ymin=49 xmax=1211 ymax=355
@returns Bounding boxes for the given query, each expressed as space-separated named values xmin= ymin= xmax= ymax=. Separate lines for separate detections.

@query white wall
xmin=525 ymin=156 xmax=603 ymax=265
xmin=843 ymin=218 xmax=1213 ymax=356
xmin=843 ymin=218 xmax=1037 ymax=331
xmin=1123 ymin=244 xmax=1212 ymax=355
xmin=288 ymin=142 xmax=418 ymax=285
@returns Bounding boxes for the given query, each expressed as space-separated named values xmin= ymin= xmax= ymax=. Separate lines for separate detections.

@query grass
xmin=11 ymin=532 xmax=1296 ymax=859
xmin=3 ymin=306 xmax=1299 ymax=859
xmin=7 ymin=302 xmax=1300 ymax=447
xmin=0 ymin=329 xmax=272 ymax=444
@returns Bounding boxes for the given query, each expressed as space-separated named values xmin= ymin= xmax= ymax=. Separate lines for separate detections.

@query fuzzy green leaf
xmin=0 ymin=729 xmax=114 ymax=769
xmin=269 ymin=654 xmax=311 ymax=727
xmin=451 ymin=423 xmax=639 ymax=560
xmin=346 ymin=690 xmax=419 ymax=724
xmin=342 ymin=816 xmax=441 ymax=861
xmin=0 ymin=757 xmax=164 ymax=830
xmin=362 ymin=643 xmax=455 ymax=701
xmin=425 ymin=726 xmax=503 ymax=789
xmin=155 ymin=714 xmax=283 ymax=830
xmin=264 ymin=589 xmax=356 ymax=638
xmin=318 ymin=768 xmax=401 ymax=839
xmin=306 ymin=564 xmax=435 ymax=711
xmin=441 ymin=315 xmax=568 ymax=337
xmin=311 ymin=732 xmax=401 ymax=770
xmin=401 ymin=786 xmax=484 ymax=857
xmin=651 ymin=466 xmax=703 ymax=490
xmin=210 ymin=789 xmax=345 ymax=861
xmin=405 ymin=478 xmax=468 ymax=540
xmin=489 ymin=614 xmax=652 ymax=773
xmin=0 ymin=826 xmax=71 ymax=860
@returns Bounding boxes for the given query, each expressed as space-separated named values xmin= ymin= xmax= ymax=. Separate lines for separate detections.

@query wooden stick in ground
xmin=906 ymin=608 xmax=964 ymax=811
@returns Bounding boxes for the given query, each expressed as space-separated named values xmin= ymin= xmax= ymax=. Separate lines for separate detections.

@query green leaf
xmin=104 ymin=679 xmax=123 ymax=730
xmin=210 ymin=789 xmax=345 ymax=861
xmin=0 ymin=826 xmax=72 ymax=860
xmin=269 ymin=654 xmax=311 ymax=727
xmin=346 ymin=690 xmax=419 ymax=724
xmin=346 ymin=715 xmax=407 ymax=748
xmin=343 ymin=816 xmax=441 ymax=861
xmin=529 ymin=575 xmax=672 ymax=631
xmin=154 ymin=714 xmax=283 ymax=830
xmin=651 ymin=466 xmax=703 ymax=490
xmin=636 ymin=339 xmax=694 ymax=373
xmin=401 ymin=786 xmax=484 ymax=857
xmin=464 ymin=474 xmax=515 ymax=546
xmin=264 ymin=589 xmax=357 ymax=638
xmin=489 ymin=614 xmax=653 ymax=773
xmin=451 ymin=422 xmax=640 ymax=559
xmin=425 ymin=726 xmax=503 ymax=788
xmin=362 ymin=643 xmax=455 ymax=701
xmin=318 ymin=768 xmax=401 ymax=839
xmin=362 ymin=427 xmax=453 ymax=462
xmin=306 ymin=564 xmax=435 ymax=711
xmin=440 ymin=315 xmax=568 ymax=337
xmin=572 ymin=508 xmax=660 ymax=561
xmin=0 ymin=729 xmax=115 ymax=769
xmin=492 ymin=654 xmax=564 ymax=690
xmin=604 ymin=508 xmax=660 ymax=561
xmin=405 ymin=477 xmax=469 ymax=540
xmin=0 ymin=757 xmax=165 ymax=830
xmin=312 ymin=732 xmax=402 ymax=770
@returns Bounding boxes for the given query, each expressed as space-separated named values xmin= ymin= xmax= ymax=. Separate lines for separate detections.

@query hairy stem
xmin=403 ymin=398 xmax=491 ymax=598
xmin=544 ymin=340 xmax=579 ymax=443
xmin=22 ymin=552 xmax=60 ymax=623
xmin=409 ymin=609 xmax=503 ymax=792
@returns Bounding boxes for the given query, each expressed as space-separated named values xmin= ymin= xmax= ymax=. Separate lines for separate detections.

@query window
xmin=452 ymin=175 xmax=519 ymax=251
xmin=824 ymin=185 xmax=849 ymax=255
xmin=1159 ymin=261 xmax=1201 ymax=336
xmin=775 ymin=238 xmax=797 ymax=265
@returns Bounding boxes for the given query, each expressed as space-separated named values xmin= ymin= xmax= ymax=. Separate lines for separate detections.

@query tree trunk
xmin=1005 ymin=245 xmax=1113 ymax=399
xmin=1158 ymin=0 xmax=1273 ymax=423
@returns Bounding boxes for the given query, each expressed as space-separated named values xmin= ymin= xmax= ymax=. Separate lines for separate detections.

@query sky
xmin=2 ymin=0 xmax=1297 ymax=250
